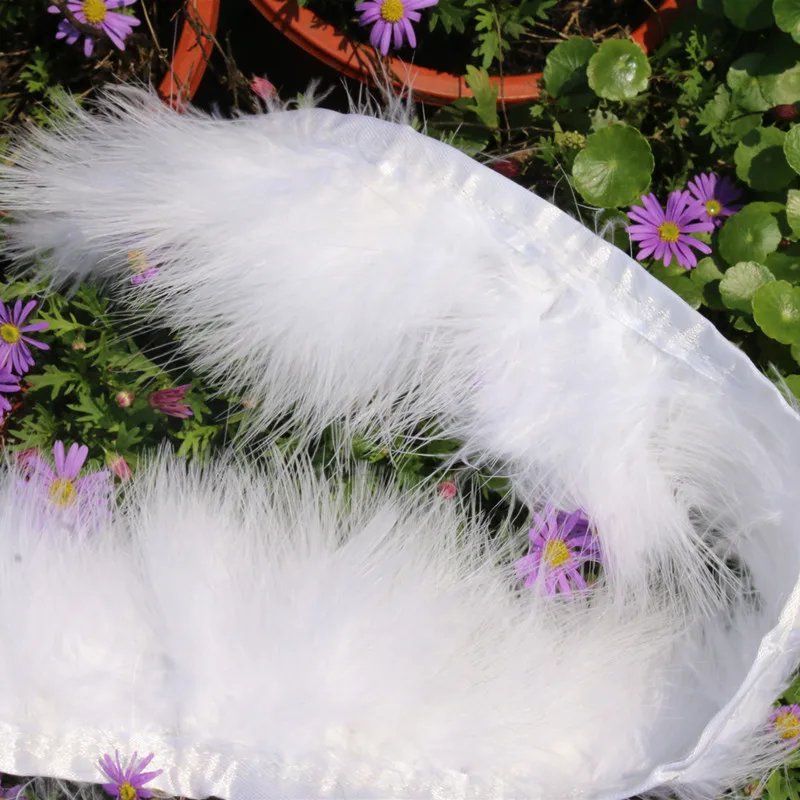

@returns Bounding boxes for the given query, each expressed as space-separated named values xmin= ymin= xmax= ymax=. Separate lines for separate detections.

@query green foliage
xmin=543 ymin=37 xmax=596 ymax=98
xmin=572 ymin=126 xmax=654 ymax=208
xmin=587 ymin=40 xmax=651 ymax=101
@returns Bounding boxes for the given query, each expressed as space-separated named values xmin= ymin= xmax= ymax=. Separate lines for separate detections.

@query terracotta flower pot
xmin=250 ymin=0 xmax=696 ymax=106
xmin=159 ymin=0 xmax=222 ymax=109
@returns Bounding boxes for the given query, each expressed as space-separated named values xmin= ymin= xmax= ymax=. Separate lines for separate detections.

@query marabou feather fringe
xmin=1 ymin=87 xmax=800 ymax=799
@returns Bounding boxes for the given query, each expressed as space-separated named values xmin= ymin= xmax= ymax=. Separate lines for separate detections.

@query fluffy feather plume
xmin=2 ymin=89 xmax=800 ymax=798
xmin=2 ymin=88 xmax=799 ymax=606
xmin=0 ymin=454 xmax=795 ymax=800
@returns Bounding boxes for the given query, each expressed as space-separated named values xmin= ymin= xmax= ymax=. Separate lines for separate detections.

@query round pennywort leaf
xmin=572 ymin=126 xmax=654 ymax=208
xmin=719 ymin=205 xmax=782 ymax=265
xmin=753 ymin=280 xmax=800 ymax=343
xmin=727 ymin=54 xmax=770 ymax=111
xmin=723 ymin=0 xmax=774 ymax=29
xmin=734 ymin=126 xmax=794 ymax=191
xmin=785 ymin=124 xmax=800 ymax=174
xmin=774 ymin=0 xmax=800 ymax=43
xmin=719 ymin=261 xmax=775 ymax=312
xmin=587 ymin=40 xmax=651 ymax=101
xmin=544 ymin=38 xmax=597 ymax=98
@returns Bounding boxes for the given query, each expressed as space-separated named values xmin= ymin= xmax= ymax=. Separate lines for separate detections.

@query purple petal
xmin=84 ymin=36 xmax=95 ymax=56
xmin=379 ymin=18 xmax=392 ymax=53
xmin=401 ymin=16 xmax=416 ymax=47
xmin=358 ymin=5 xmax=383 ymax=23
xmin=63 ymin=443 xmax=88 ymax=479
xmin=369 ymin=20 xmax=386 ymax=49
xmin=405 ymin=0 xmax=439 ymax=8
xmin=392 ymin=21 xmax=404 ymax=48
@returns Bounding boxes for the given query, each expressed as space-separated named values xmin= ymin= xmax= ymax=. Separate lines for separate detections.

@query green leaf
xmin=544 ymin=38 xmax=596 ymax=97
xmin=727 ymin=54 xmax=770 ymax=112
xmin=698 ymin=0 xmax=725 ymax=15
xmin=660 ymin=275 xmax=705 ymax=309
xmin=719 ymin=261 xmax=775 ymax=312
xmin=767 ymin=248 xmax=800 ymax=281
xmin=788 ymin=189 xmax=800 ymax=238
xmin=114 ymin=422 xmax=142 ymax=452
xmin=775 ymin=0 xmax=800 ymax=43
xmin=587 ymin=40 xmax=651 ymax=102
xmin=735 ymin=126 xmax=795 ymax=191
xmin=758 ymin=38 xmax=800 ymax=105
xmin=723 ymin=0 xmax=774 ymax=29
xmin=784 ymin=124 xmax=800 ymax=174
xmin=753 ymin=279 xmax=800 ymax=343
xmin=789 ymin=374 xmax=800 ymax=399
xmin=691 ymin=257 xmax=725 ymax=286
xmin=719 ymin=205 xmax=782 ymax=265
xmin=464 ymin=65 xmax=499 ymax=129
xmin=67 ymin=391 xmax=107 ymax=424
xmin=26 ymin=365 xmax=82 ymax=400
xmin=572 ymin=126 xmax=654 ymax=208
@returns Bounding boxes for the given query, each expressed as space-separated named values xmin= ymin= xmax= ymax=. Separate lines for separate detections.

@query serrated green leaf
xmin=719 ymin=205 xmax=782 ymax=264
xmin=67 ymin=391 xmax=107 ymax=424
xmin=26 ymin=365 xmax=81 ymax=400
xmin=114 ymin=422 xmax=142 ymax=452
xmin=775 ymin=0 xmax=800 ymax=43
xmin=572 ymin=125 xmax=654 ymax=208
xmin=587 ymin=40 xmax=651 ymax=101
xmin=784 ymin=124 xmax=800 ymax=174
xmin=735 ymin=126 xmax=794 ymax=191
xmin=464 ymin=65 xmax=499 ymax=129
xmin=719 ymin=261 xmax=775 ymax=312
xmin=723 ymin=0 xmax=774 ymax=29
xmin=543 ymin=38 xmax=596 ymax=98
xmin=753 ymin=279 xmax=800 ymax=343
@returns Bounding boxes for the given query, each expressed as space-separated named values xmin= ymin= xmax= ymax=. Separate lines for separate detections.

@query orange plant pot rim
xmin=250 ymin=0 xmax=696 ymax=105
xmin=159 ymin=0 xmax=221 ymax=109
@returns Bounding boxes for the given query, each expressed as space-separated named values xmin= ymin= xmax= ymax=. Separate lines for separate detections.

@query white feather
xmin=0 ymin=455 xmax=793 ymax=800
xmin=2 ymin=88 xmax=800 ymax=798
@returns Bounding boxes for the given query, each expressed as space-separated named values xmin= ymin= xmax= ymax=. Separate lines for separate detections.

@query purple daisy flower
xmin=770 ymin=705 xmax=800 ymax=744
xmin=0 ymin=365 xmax=21 ymax=418
xmin=515 ymin=505 xmax=600 ymax=597
xmin=0 ymin=774 xmax=23 ymax=800
xmin=626 ymin=190 xmax=714 ymax=269
xmin=25 ymin=441 xmax=113 ymax=532
xmin=148 ymin=384 xmax=193 ymax=419
xmin=47 ymin=0 xmax=140 ymax=57
xmin=0 ymin=299 xmax=49 ymax=376
xmin=356 ymin=0 xmax=439 ymax=55
xmin=99 ymin=751 xmax=163 ymax=800
xmin=687 ymin=173 xmax=743 ymax=229
xmin=127 ymin=249 xmax=160 ymax=286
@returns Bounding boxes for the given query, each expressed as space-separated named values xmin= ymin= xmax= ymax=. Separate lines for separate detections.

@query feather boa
xmin=1 ymin=88 xmax=800 ymax=799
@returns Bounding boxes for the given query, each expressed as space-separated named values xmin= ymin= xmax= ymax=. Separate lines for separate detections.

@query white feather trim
xmin=1 ymin=88 xmax=800 ymax=798
xmin=0 ymin=456 xmax=794 ymax=800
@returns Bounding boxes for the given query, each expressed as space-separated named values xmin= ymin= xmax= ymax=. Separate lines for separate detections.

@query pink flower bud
xmin=438 ymin=480 xmax=457 ymax=499
xmin=489 ymin=159 xmax=521 ymax=179
xmin=116 ymin=390 xmax=135 ymax=408
xmin=107 ymin=453 xmax=133 ymax=480
xmin=251 ymin=76 xmax=277 ymax=101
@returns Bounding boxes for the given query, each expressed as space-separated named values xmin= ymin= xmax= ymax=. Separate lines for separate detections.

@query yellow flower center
xmin=119 ymin=783 xmax=137 ymax=800
xmin=127 ymin=250 xmax=150 ymax=273
xmin=49 ymin=478 xmax=77 ymax=508
xmin=380 ymin=0 xmax=405 ymax=23
xmin=705 ymin=199 xmax=722 ymax=217
xmin=82 ymin=0 xmax=107 ymax=24
xmin=543 ymin=539 xmax=570 ymax=568
xmin=774 ymin=712 xmax=800 ymax=740
xmin=0 ymin=323 xmax=20 ymax=344
xmin=657 ymin=221 xmax=681 ymax=243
